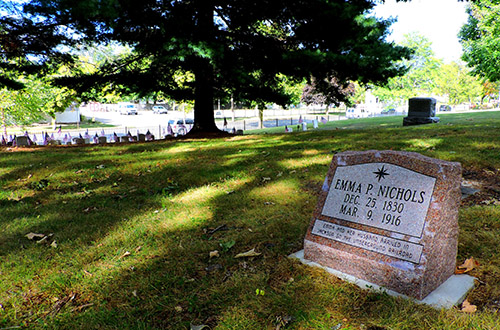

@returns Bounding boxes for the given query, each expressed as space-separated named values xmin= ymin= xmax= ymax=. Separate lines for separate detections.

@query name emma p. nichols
xmin=333 ymin=179 xmax=427 ymax=204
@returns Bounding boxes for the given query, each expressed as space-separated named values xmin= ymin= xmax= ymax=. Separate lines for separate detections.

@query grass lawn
xmin=1 ymin=111 xmax=500 ymax=329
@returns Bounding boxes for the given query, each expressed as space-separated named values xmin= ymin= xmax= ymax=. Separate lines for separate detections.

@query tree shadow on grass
xmin=1 ymin=125 xmax=500 ymax=329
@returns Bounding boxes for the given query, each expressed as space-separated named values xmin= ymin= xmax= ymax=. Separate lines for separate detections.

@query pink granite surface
xmin=303 ymin=150 xmax=462 ymax=300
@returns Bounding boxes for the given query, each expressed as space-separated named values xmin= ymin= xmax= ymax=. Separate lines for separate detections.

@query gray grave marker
xmin=403 ymin=97 xmax=439 ymax=126
xmin=15 ymin=136 xmax=29 ymax=147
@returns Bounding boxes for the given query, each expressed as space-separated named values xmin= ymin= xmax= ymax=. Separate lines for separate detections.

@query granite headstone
xmin=303 ymin=150 xmax=462 ymax=300
xmin=15 ymin=136 xmax=29 ymax=147
xmin=403 ymin=97 xmax=439 ymax=126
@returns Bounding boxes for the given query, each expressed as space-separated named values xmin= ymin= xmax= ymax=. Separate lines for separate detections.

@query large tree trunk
xmin=187 ymin=1 xmax=224 ymax=136
xmin=189 ymin=58 xmax=220 ymax=134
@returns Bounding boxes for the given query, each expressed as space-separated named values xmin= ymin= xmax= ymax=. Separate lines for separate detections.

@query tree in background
xmin=0 ymin=1 xmax=70 ymax=90
xmin=460 ymin=0 xmax=500 ymax=82
xmin=0 ymin=76 xmax=75 ymax=136
xmin=1 ymin=1 xmax=76 ymax=134
xmin=6 ymin=0 xmax=410 ymax=135
xmin=479 ymin=80 xmax=500 ymax=105
xmin=433 ymin=62 xmax=482 ymax=105
xmin=372 ymin=33 xmax=442 ymax=104
xmin=301 ymin=76 xmax=355 ymax=113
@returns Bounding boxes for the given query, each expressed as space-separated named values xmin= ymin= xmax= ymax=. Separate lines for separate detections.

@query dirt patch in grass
xmin=461 ymin=166 xmax=500 ymax=207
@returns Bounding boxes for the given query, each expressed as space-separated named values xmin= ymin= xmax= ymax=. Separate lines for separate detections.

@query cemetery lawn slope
xmin=1 ymin=111 xmax=499 ymax=329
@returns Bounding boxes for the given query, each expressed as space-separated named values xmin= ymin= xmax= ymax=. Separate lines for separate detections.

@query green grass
xmin=1 ymin=111 xmax=500 ymax=329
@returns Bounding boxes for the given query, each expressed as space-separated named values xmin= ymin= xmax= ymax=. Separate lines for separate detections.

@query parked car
xmin=153 ymin=105 xmax=168 ymax=114
xmin=118 ymin=103 xmax=138 ymax=115
xmin=381 ymin=108 xmax=396 ymax=115
xmin=168 ymin=118 xmax=194 ymax=135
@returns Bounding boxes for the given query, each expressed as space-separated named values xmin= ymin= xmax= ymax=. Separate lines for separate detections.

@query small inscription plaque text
xmin=311 ymin=219 xmax=423 ymax=263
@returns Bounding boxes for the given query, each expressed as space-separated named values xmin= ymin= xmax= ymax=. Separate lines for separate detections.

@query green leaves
xmin=460 ymin=0 xmax=500 ymax=82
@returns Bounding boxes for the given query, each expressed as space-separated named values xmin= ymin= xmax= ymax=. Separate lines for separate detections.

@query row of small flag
xmin=1 ymin=128 xmax=156 ymax=146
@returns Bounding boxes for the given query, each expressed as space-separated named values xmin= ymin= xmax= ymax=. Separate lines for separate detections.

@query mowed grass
xmin=1 ymin=111 xmax=500 ymax=329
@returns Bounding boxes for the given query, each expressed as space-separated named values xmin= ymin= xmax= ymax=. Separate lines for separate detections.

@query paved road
xmin=81 ymin=109 xmax=183 ymax=127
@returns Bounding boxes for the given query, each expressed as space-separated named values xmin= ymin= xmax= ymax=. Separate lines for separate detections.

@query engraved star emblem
xmin=373 ymin=165 xmax=389 ymax=182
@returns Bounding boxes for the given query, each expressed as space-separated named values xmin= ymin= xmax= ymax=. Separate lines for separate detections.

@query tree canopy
xmin=460 ymin=0 xmax=500 ymax=82
xmin=370 ymin=33 xmax=486 ymax=106
xmin=3 ymin=0 xmax=411 ymax=134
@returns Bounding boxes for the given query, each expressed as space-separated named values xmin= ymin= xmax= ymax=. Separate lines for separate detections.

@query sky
xmin=373 ymin=0 xmax=470 ymax=63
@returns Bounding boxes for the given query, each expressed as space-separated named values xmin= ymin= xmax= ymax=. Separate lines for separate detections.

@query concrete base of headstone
xmin=403 ymin=116 xmax=440 ymax=126
xmin=290 ymin=250 xmax=475 ymax=309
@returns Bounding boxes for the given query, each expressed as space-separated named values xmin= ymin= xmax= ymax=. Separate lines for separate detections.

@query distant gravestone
xmin=48 ymin=140 xmax=61 ymax=145
xmin=303 ymin=150 xmax=462 ymax=300
xmin=73 ymin=138 xmax=85 ymax=145
xmin=98 ymin=136 xmax=107 ymax=144
xmin=403 ymin=97 xmax=439 ymax=126
xmin=15 ymin=136 xmax=29 ymax=147
xmin=120 ymin=136 xmax=130 ymax=143
xmin=138 ymin=134 xmax=146 ymax=142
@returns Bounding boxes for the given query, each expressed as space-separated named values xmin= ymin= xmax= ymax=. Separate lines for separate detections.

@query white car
xmin=168 ymin=118 xmax=194 ymax=135
xmin=153 ymin=105 xmax=168 ymax=114
xmin=118 ymin=103 xmax=138 ymax=115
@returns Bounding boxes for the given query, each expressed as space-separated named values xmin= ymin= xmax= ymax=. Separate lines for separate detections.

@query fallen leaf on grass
xmin=219 ymin=239 xmax=235 ymax=252
xmin=461 ymin=299 xmax=477 ymax=313
xmin=175 ymin=305 xmax=183 ymax=312
xmin=37 ymin=236 xmax=49 ymax=244
xmin=71 ymin=303 xmax=94 ymax=312
xmin=209 ymin=250 xmax=220 ymax=258
xmin=190 ymin=324 xmax=209 ymax=330
xmin=25 ymin=233 xmax=45 ymax=240
xmin=456 ymin=257 xmax=479 ymax=274
xmin=50 ymin=240 xmax=58 ymax=248
xmin=119 ymin=251 xmax=131 ymax=259
xmin=235 ymin=248 xmax=261 ymax=258
xmin=83 ymin=206 xmax=97 ymax=213
xmin=262 ymin=177 xmax=271 ymax=182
